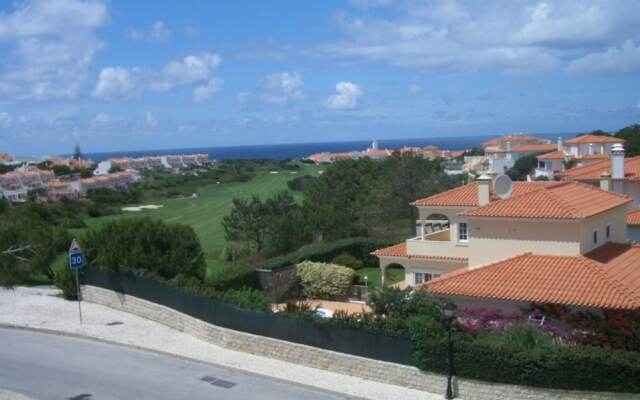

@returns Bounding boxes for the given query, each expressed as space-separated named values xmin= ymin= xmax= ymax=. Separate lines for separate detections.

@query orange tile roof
xmin=412 ymin=181 xmax=561 ymax=208
xmin=427 ymin=245 xmax=640 ymax=310
xmin=560 ymin=156 xmax=640 ymax=181
xmin=627 ymin=210 xmax=640 ymax=226
xmin=509 ymin=144 xmax=556 ymax=153
xmin=565 ymin=135 xmax=624 ymax=144
xmin=537 ymin=151 xmax=569 ymax=160
xmin=482 ymin=135 xmax=548 ymax=147
xmin=371 ymin=242 xmax=468 ymax=262
xmin=578 ymin=153 xmax=610 ymax=161
xmin=460 ymin=181 xmax=631 ymax=220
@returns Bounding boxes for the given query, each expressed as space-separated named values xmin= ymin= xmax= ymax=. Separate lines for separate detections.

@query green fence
xmin=83 ymin=265 xmax=413 ymax=365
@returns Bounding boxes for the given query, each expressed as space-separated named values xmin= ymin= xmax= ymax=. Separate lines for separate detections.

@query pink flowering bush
xmin=458 ymin=306 xmax=567 ymax=341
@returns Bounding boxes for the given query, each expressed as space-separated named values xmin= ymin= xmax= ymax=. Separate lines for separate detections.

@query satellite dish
xmin=494 ymin=174 xmax=513 ymax=199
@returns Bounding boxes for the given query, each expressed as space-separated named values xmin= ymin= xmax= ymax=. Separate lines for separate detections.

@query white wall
xmin=466 ymin=219 xmax=582 ymax=267
xmin=578 ymin=207 xmax=628 ymax=253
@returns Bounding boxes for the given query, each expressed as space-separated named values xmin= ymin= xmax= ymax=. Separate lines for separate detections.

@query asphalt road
xmin=0 ymin=328 xmax=352 ymax=400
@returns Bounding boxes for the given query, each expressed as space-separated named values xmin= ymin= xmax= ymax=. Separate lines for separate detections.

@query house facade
xmin=535 ymin=135 xmax=624 ymax=179
xmin=373 ymin=173 xmax=640 ymax=311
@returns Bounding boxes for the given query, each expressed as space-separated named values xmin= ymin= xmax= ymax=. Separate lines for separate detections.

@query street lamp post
xmin=443 ymin=301 xmax=457 ymax=399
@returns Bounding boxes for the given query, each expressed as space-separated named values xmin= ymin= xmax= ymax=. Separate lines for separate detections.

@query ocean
xmin=82 ymin=133 xmax=566 ymax=163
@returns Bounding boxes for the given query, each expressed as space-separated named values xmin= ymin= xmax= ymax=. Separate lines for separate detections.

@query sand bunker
xmin=122 ymin=204 xmax=164 ymax=212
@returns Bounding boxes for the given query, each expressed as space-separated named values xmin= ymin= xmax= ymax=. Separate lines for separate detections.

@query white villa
xmin=373 ymin=170 xmax=640 ymax=311
xmin=535 ymin=135 xmax=624 ymax=179
xmin=480 ymin=134 xmax=555 ymax=173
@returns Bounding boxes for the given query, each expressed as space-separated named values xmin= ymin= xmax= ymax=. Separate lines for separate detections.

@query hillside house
xmin=373 ymin=173 xmax=640 ymax=311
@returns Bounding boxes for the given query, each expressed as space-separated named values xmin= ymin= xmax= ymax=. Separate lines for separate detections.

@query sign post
xmin=68 ymin=239 xmax=85 ymax=324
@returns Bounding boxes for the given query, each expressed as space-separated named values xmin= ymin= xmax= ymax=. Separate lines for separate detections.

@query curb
xmin=0 ymin=323 xmax=369 ymax=400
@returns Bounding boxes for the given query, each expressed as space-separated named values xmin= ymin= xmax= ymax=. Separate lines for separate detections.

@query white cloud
xmin=91 ymin=113 xmax=126 ymax=127
xmin=0 ymin=0 xmax=107 ymax=100
xmin=152 ymin=53 xmax=221 ymax=91
xmin=0 ymin=111 xmax=11 ymax=128
xmin=408 ymin=84 xmax=421 ymax=94
xmin=259 ymin=72 xmax=304 ymax=105
xmin=324 ymin=81 xmax=362 ymax=110
xmin=323 ymin=0 xmax=640 ymax=73
xmin=567 ymin=40 xmax=640 ymax=73
xmin=92 ymin=67 xmax=137 ymax=100
xmin=94 ymin=53 xmax=222 ymax=102
xmin=193 ymin=78 xmax=223 ymax=103
xmin=145 ymin=111 xmax=158 ymax=129
xmin=130 ymin=20 xmax=170 ymax=41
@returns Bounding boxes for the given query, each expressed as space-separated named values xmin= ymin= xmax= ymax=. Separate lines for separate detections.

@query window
xmin=415 ymin=272 xmax=440 ymax=285
xmin=458 ymin=222 xmax=468 ymax=243
xmin=593 ymin=229 xmax=598 ymax=246
xmin=606 ymin=224 xmax=611 ymax=240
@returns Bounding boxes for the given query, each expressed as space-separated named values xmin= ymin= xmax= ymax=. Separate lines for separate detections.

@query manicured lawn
xmin=354 ymin=266 xmax=404 ymax=288
xmin=83 ymin=164 xmax=324 ymax=255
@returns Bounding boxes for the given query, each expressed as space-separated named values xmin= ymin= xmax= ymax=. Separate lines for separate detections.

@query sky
xmin=0 ymin=0 xmax=640 ymax=156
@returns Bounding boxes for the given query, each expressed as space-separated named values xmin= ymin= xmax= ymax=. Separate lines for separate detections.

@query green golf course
xmin=83 ymin=163 xmax=324 ymax=273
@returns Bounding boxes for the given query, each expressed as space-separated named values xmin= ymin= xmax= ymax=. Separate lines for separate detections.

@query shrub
xmin=207 ymin=263 xmax=258 ymax=290
xmin=296 ymin=261 xmax=354 ymax=300
xmin=368 ymin=287 xmax=443 ymax=320
xmin=83 ymin=217 xmax=205 ymax=281
xmin=287 ymin=175 xmax=315 ymax=191
xmin=258 ymin=237 xmax=395 ymax=270
xmin=331 ymin=253 xmax=364 ymax=270
xmin=413 ymin=329 xmax=640 ymax=393
xmin=220 ymin=288 xmax=271 ymax=312
xmin=475 ymin=324 xmax=557 ymax=351
xmin=53 ymin=262 xmax=78 ymax=300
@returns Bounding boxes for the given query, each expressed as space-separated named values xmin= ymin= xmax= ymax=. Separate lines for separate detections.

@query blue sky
xmin=0 ymin=0 xmax=639 ymax=156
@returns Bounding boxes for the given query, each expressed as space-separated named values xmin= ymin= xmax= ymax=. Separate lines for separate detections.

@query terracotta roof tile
xmin=537 ymin=151 xmax=569 ymax=160
xmin=560 ymin=156 xmax=640 ymax=181
xmin=427 ymin=248 xmax=640 ymax=310
xmin=482 ymin=135 xmax=548 ymax=147
xmin=578 ymin=153 xmax=610 ymax=161
xmin=565 ymin=135 xmax=624 ymax=144
xmin=412 ymin=181 xmax=559 ymax=208
xmin=509 ymin=144 xmax=557 ymax=153
xmin=371 ymin=242 xmax=468 ymax=262
xmin=628 ymin=210 xmax=640 ymax=226
xmin=459 ymin=181 xmax=631 ymax=220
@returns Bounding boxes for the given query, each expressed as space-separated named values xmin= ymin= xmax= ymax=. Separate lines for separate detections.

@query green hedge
xmin=207 ymin=263 xmax=258 ymax=290
xmin=413 ymin=333 xmax=640 ymax=393
xmin=257 ymin=237 xmax=395 ymax=270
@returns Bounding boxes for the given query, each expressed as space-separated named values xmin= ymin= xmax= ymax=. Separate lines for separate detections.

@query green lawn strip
xmin=354 ymin=266 xmax=404 ymax=287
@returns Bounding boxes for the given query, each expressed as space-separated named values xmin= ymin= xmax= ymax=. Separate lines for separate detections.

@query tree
xmin=108 ymin=165 xmax=123 ymax=174
xmin=223 ymin=191 xmax=308 ymax=255
xmin=507 ymin=152 xmax=546 ymax=181
xmin=222 ymin=196 xmax=269 ymax=253
xmin=0 ymin=206 xmax=71 ymax=286
xmin=73 ymin=143 xmax=83 ymax=160
xmin=83 ymin=217 xmax=205 ymax=280
xmin=615 ymin=124 xmax=640 ymax=157
xmin=578 ymin=129 xmax=611 ymax=137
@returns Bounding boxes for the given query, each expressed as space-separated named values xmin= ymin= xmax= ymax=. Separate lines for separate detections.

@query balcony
xmin=421 ymin=229 xmax=450 ymax=241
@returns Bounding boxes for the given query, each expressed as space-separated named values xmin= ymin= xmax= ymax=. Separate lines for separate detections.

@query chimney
xmin=477 ymin=174 xmax=491 ymax=206
xmin=485 ymin=170 xmax=498 ymax=194
xmin=600 ymin=171 xmax=611 ymax=191
xmin=611 ymin=144 xmax=625 ymax=179
xmin=557 ymin=136 xmax=563 ymax=151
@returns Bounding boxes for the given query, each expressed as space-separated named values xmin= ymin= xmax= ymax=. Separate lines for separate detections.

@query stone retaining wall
xmin=83 ymin=285 xmax=639 ymax=400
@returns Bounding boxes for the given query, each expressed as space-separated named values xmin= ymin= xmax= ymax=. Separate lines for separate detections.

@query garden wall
xmin=82 ymin=285 xmax=640 ymax=400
